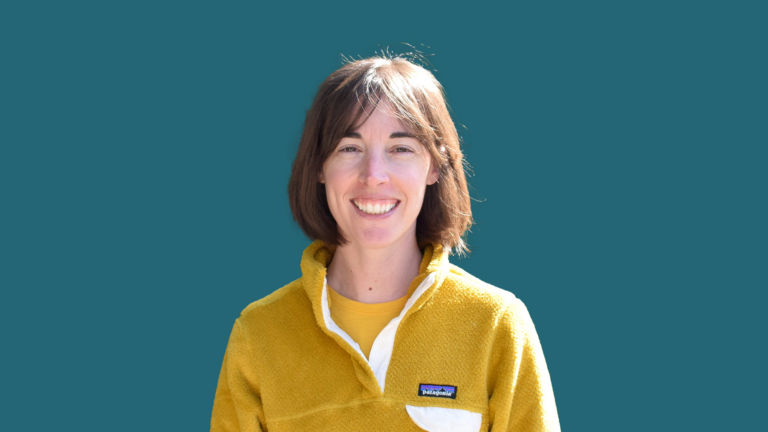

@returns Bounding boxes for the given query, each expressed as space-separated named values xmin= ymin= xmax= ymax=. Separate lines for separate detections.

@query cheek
xmin=322 ymin=165 xmax=355 ymax=203
xmin=397 ymin=175 xmax=429 ymax=207
xmin=397 ymin=161 xmax=431 ymax=198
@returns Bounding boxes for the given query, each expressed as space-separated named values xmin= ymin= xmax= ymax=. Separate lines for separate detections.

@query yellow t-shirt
xmin=328 ymin=286 xmax=408 ymax=359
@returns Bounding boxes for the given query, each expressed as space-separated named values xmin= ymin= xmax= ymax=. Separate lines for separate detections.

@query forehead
xmin=347 ymin=98 xmax=416 ymax=135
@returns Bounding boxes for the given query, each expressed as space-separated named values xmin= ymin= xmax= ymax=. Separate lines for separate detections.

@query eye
xmin=393 ymin=146 xmax=413 ymax=153
xmin=338 ymin=146 xmax=359 ymax=153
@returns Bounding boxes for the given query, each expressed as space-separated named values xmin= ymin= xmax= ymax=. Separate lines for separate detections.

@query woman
xmin=211 ymin=55 xmax=559 ymax=431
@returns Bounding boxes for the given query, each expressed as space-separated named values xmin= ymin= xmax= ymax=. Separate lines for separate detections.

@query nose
xmin=359 ymin=151 xmax=389 ymax=186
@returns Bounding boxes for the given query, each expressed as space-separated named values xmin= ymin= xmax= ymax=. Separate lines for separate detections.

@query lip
xmin=349 ymin=199 xmax=400 ymax=219
xmin=351 ymin=195 xmax=399 ymax=201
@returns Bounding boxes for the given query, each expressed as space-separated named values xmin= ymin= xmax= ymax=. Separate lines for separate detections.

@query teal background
xmin=1 ymin=1 xmax=765 ymax=430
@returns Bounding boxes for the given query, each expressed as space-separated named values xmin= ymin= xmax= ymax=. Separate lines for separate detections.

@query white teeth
xmin=354 ymin=201 xmax=397 ymax=215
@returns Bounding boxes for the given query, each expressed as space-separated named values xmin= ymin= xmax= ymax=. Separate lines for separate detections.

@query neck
xmin=326 ymin=236 xmax=423 ymax=304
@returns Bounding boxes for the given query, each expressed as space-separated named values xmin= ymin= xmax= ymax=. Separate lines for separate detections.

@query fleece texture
xmin=211 ymin=241 xmax=560 ymax=431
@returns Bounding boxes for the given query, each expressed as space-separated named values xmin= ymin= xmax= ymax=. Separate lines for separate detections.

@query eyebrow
xmin=343 ymin=131 xmax=417 ymax=139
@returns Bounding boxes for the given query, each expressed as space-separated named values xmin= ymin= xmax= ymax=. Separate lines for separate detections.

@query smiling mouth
xmin=352 ymin=199 xmax=399 ymax=215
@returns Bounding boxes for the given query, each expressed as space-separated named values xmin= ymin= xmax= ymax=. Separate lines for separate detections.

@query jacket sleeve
xmin=488 ymin=298 xmax=560 ymax=432
xmin=211 ymin=318 xmax=265 ymax=432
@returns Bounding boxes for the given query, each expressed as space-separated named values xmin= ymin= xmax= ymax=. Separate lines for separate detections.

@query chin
xmin=351 ymin=228 xmax=404 ymax=250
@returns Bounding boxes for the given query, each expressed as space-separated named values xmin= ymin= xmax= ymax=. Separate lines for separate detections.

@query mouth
xmin=351 ymin=198 xmax=400 ymax=215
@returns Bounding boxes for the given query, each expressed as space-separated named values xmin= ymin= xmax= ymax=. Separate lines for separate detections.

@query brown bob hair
xmin=288 ymin=55 xmax=473 ymax=255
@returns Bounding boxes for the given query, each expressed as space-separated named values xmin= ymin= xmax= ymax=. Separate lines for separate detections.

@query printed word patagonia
xmin=418 ymin=384 xmax=457 ymax=399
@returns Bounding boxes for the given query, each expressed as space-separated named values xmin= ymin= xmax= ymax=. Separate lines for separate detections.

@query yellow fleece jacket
xmin=211 ymin=241 xmax=560 ymax=431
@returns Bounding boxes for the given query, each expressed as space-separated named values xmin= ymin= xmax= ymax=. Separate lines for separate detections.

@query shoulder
xmin=443 ymin=266 xmax=544 ymax=353
xmin=222 ymin=279 xmax=324 ymax=374
xmin=444 ymin=264 xmax=520 ymax=307
xmin=237 ymin=279 xmax=312 ymax=327
xmin=441 ymin=264 xmax=533 ymax=325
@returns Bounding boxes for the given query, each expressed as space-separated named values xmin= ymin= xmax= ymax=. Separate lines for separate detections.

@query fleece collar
xmin=298 ymin=240 xmax=451 ymax=392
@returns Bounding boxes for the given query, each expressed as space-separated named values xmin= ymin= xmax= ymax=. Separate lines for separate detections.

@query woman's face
xmin=320 ymin=100 xmax=438 ymax=250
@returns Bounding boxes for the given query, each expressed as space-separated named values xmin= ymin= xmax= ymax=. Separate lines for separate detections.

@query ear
xmin=318 ymin=170 xmax=325 ymax=184
xmin=427 ymin=163 xmax=439 ymax=185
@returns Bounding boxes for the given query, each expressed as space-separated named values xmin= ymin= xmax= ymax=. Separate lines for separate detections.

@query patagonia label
xmin=418 ymin=384 xmax=457 ymax=399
